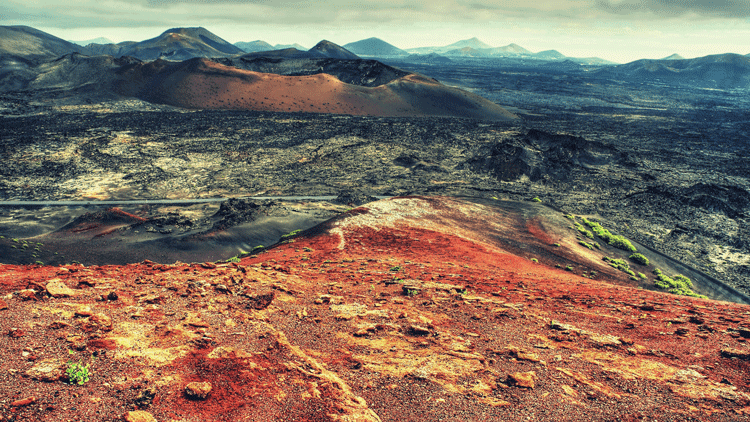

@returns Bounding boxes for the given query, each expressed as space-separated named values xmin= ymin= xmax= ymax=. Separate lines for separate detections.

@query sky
xmin=2 ymin=0 xmax=749 ymax=63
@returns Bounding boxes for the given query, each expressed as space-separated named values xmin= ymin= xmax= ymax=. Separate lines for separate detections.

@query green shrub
xmin=629 ymin=253 xmax=649 ymax=266
xmin=606 ymin=257 xmax=636 ymax=277
xmin=574 ymin=222 xmax=594 ymax=239
xmin=579 ymin=241 xmax=595 ymax=250
xmin=652 ymin=269 xmax=705 ymax=298
xmin=582 ymin=218 xmax=636 ymax=253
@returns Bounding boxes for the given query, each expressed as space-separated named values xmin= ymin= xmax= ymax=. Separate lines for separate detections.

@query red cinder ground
xmin=1 ymin=196 xmax=750 ymax=422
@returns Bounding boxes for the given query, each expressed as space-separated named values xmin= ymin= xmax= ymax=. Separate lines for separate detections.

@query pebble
xmin=185 ymin=381 xmax=212 ymax=400
xmin=123 ymin=410 xmax=158 ymax=422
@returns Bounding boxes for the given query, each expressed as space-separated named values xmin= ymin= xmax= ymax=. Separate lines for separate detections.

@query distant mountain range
xmin=594 ymin=53 xmax=750 ymax=89
xmin=2 ymin=25 xmax=749 ymax=93
xmin=334 ymin=36 xmax=612 ymax=65
xmin=234 ymin=40 xmax=307 ymax=53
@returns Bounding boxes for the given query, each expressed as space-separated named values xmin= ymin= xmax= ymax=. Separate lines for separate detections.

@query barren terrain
xmin=3 ymin=197 xmax=750 ymax=422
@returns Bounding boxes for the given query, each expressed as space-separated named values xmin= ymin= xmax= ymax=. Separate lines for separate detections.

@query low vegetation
xmin=629 ymin=253 xmax=649 ymax=266
xmin=66 ymin=360 xmax=91 ymax=385
xmin=581 ymin=217 xmax=636 ymax=253
xmin=603 ymin=256 xmax=636 ymax=277
xmin=652 ymin=268 xmax=706 ymax=298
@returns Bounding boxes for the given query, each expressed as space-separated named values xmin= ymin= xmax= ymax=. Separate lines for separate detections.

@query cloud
xmin=2 ymin=0 xmax=748 ymax=33
xmin=596 ymin=0 xmax=750 ymax=18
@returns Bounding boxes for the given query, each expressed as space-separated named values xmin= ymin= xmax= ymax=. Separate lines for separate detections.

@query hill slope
xmin=343 ymin=37 xmax=408 ymax=57
xmin=116 ymin=27 xmax=244 ymax=61
xmin=0 ymin=25 xmax=90 ymax=63
xmin=595 ymin=53 xmax=750 ymax=89
xmin=1 ymin=196 xmax=749 ymax=422
xmin=114 ymin=58 xmax=518 ymax=120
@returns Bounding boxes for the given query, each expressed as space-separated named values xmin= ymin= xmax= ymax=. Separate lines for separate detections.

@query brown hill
xmin=1 ymin=196 xmax=749 ymax=421
xmin=114 ymin=58 xmax=518 ymax=120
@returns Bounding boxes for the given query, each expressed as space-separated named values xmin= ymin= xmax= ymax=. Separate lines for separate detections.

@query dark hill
xmin=0 ymin=25 xmax=90 ymax=63
xmin=117 ymin=27 xmax=244 ymax=61
xmin=343 ymin=37 xmax=407 ymax=57
xmin=596 ymin=53 xmax=750 ymax=89
xmin=534 ymin=50 xmax=566 ymax=60
xmin=309 ymin=40 xmax=360 ymax=60
xmin=211 ymin=56 xmax=410 ymax=87
xmin=234 ymin=40 xmax=274 ymax=53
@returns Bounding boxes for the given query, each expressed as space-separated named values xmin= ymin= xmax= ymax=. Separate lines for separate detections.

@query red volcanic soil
xmin=115 ymin=59 xmax=518 ymax=120
xmin=2 ymin=197 xmax=750 ymax=421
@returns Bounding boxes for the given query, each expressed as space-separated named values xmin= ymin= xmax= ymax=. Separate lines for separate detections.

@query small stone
xmin=507 ymin=371 xmax=536 ymax=389
xmin=17 ymin=289 xmax=38 ymax=301
xmin=107 ymin=291 xmax=119 ymax=301
xmin=49 ymin=321 xmax=71 ymax=329
xmin=408 ymin=325 xmax=431 ymax=336
xmin=123 ymin=410 xmax=158 ymax=422
xmin=8 ymin=328 xmax=25 ymax=338
xmin=11 ymin=397 xmax=36 ymax=406
xmin=0 ymin=299 xmax=8 ymax=310
xmin=185 ymin=381 xmax=212 ymax=400
xmin=90 ymin=313 xmax=114 ymax=331
xmin=46 ymin=279 xmax=78 ymax=298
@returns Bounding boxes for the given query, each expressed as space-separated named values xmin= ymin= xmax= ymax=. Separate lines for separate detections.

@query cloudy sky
xmin=2 ymin=0 xmax=749 ymax=62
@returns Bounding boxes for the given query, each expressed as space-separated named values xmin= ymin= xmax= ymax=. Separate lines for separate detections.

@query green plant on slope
xmin=582 ymin=218 xmax=636 ymax=253
xmin=652 ymin=268 xmax=706 ymax=298
xmin=629 ymin=253 xmax=650 ymax=266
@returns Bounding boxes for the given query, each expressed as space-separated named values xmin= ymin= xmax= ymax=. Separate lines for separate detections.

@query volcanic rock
xmin=46 ymin=279 xmax=77 ymax=297
xmin=185 ymin=381 xmax=212 ymax=400
xmin=24 ymin=358 xmax=66 ymax=382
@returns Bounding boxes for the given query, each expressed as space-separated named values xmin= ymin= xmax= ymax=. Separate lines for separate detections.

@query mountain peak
xmin=446 ymin=37 xmax=492 ymax=49
xmin=343 ymin=37 xmax=407 ymax=57
xmin=310 ymin=40 xmax=360 ymax=59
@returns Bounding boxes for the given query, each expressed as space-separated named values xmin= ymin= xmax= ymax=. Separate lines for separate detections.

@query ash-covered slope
xmin=2 ymin=196 xmax=750 ymax=422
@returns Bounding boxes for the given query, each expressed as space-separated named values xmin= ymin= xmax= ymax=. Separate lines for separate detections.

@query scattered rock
xmin=123 ymin=410 xmax=158 ymax=422
xmin=8 ymin=328 xmax=25 ymax=338
xmin=246 ymin=291 xmax=275 ymax=310
xmin=11 ymin=397 xmax=36 ymax=407
xmin=135 ymin=386 xmax=157 ymax=408
xmin=46 ymin=279 xmax=78 ymax=297
xmin=17 ymin=289 xmax=39 ymax=300
xmin=49 ymin=321 xmax=71 ymax=329
xmin=185 ymin=381 xmax=212 ymax=400
xmin=720 ymin=348 xmax=750 ymax=360
xmin=407 ymin=325 xmax=431 ymax=336
xmin=507 ymin=371 xmax=536 ymax=389
xmin=24 ymin=358 xmax=66 ymax=382
xmin=0 ymin=299 xmax=8 ymax=310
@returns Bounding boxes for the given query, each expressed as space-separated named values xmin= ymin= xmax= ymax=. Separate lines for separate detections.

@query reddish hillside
xmin=114 ymin=58 xmax=518 ymax=120
xmin=1 ymin=197 xmax=749 ymax=421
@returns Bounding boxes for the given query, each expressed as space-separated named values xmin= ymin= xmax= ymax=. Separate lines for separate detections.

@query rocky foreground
xmin=2 ymin=197 xmax=750 ymax=422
